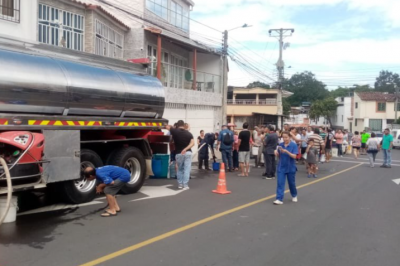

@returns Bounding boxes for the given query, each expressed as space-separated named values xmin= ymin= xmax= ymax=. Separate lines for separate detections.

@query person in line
xmin=306 ymin=139 xmax=319 ymax=178
xmin=307 ymin=128 xmax=325 ymax=165
xmin=197 ymin=130 xmax=206 ymax=170
xmin=257 ymin=127 xmax=266 ymax=168
xmin=238 ymin=122 xmax=251 ymax=177
xmin=381 ymin=128 xmax=393 ymax=168
xmin=283 ymin=124 xmax=290 ymax=132
xmin=347 ymin=130 xmax=354 ymax=145
xmin=273 ymin=132 xmax=298 ymax=205
xmin=167 ymin=120 xmax=194 ymax=190
xmin=361 ymin=130 xmax=370 ymax=155
xmin=343 ymin=130 xmax=349 ymax=154
xmin=84 ymin=165 xmax=131 ymax=217
xmin=198 ymin=132 xmax=216 ymax=171
xmin=263 ymin=125 xmax=278 ymax=179
xmin=319 ymin=128 xmax=327 ymax=144
xmin=253 ymin=128 xmax=263 ymax=168
xmin=325 ymin=129 xmax=334 ymax=163
xmin=300 ymin=128 xmax=308 ymax=164
xmin=218 ymin=125 xmax=234 ymax=172
xmin=232 ymin=131 xmax=239 ymax=171
xmin=352 ymin=131 xmax=361 ymax=159
xmin=335 ymin=129 xmax=344 ymax=157
xmin=366 ymin=132 xmax=380 ymax=168
xmin=306 ymin=126 xmax=314 ymax=137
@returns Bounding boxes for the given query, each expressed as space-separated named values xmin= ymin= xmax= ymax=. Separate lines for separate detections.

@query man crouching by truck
xmin=84 ymin=165 xmax=131 ymax=217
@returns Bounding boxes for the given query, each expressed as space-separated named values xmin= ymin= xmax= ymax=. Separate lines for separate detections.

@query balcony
xmin=227 ymin=98 xmax=278 ymax=116
xmin=227 ymin=99 xmax=277 ymax=105
xmin=151 ymin=62 xmax=221 ymax=93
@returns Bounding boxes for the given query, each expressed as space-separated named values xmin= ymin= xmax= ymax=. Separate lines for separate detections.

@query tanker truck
xmin=0 ymin=37 xmax=167 ymax=204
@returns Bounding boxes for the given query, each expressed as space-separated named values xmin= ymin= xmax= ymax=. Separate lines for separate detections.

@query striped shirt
xmin=308 ymin=134 xmax=324 ymax=150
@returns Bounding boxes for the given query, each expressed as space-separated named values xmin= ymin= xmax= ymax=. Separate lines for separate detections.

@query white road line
xmin=330 ymin=159 xmax=400 ymax=167
xmin=333 ymin=156 xmax=400 ymax=163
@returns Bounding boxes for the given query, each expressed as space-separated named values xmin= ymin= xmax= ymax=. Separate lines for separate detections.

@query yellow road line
xmin=79 ymin=163 xmax=362 ymax=266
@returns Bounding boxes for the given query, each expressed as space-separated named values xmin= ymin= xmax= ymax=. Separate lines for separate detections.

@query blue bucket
xmin=212 ymin=162 xmax=220 ymax=171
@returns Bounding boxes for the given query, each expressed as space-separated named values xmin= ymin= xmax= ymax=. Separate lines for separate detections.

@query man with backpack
xmin=218 ymin=125 xmax=234 ymax=172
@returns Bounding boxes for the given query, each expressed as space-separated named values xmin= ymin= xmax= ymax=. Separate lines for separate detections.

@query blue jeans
xmin=276 ymin=171 xmax=297 ymax=201
xmin=221 ymin=149 xmax=233 ymax=170
xmin=233 ymin=150 xmax=239 ymax=169
xmin=176 ymin=152 xmax=192 ymax=187
xmin=383 ymin=149 xmax=392 ymax=166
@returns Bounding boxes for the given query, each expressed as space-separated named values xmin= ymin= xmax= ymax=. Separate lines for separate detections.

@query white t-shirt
xmin=306 ymin=131 xmax=314 ymax=137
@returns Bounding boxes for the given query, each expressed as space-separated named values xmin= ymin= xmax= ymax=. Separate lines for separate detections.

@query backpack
xmin=223 ymin=132 xmax=233 ymax=145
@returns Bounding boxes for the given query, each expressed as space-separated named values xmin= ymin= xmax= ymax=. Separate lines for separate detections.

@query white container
xmin=0 ymin=196 xmax=18 ymax=223
xmin=252 ymin=146 xmax=259 ymax=156
xmin=332 ymin=147 xmax=338 ymax=157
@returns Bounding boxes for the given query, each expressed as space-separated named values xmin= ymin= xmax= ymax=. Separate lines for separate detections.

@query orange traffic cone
xmin=212 ymin=163 xmax=231 ymax=194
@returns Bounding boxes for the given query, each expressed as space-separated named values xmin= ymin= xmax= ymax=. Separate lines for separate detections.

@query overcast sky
xmin=189 ymin=0 xmax=400 ymax=89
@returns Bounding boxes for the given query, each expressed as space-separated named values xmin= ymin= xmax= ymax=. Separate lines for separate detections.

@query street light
xmin=221 ymin=24 xmax=251 ymax=125
xmin=387 ymin=82 xmax=399 ymax=121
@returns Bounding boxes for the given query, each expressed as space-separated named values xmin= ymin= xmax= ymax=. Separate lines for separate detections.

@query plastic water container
xmin=0 ymin=196 xmax=18 ymax=223
xmin=213 ymin=162 xmax=220 ymax=171
xmin=151 ymin=154 xmax=170 ymax=178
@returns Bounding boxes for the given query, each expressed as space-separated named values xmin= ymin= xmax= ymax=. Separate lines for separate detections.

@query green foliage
xmin=247 ymin=81 xmax=271 ymax=89
xmin=329 ymin=85 xmax=372 ymax=98
xmin=283 ymin=71 xmax=329 ymax=106
xmin=309 ymin=98 xmax=337 ymax=125
xmin=374 ymin=70 xmax=400 ymax=93
xmin=282 ymin=98 xmax=291 ymax=116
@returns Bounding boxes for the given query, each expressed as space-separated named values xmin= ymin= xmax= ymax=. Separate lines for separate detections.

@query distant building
xmin=331 ymin=96 xmax=353 ymax=131
xmin=227 ymin=87 xmax=292 ymax=129
xmin=353 ymin=92 xmax=397 ymax=132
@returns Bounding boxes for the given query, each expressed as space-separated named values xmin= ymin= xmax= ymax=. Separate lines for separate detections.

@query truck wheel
xmin=62 ymin=149 xmax=103 ymax=204
xmin=108 ymin=147 xmax=146 ymax=194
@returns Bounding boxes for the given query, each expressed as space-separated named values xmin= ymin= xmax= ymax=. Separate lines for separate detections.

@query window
xmin=355 ymin=102 xmax=358 ymax=109
xmin=395 ymin=103 xmax=400 ymax=111
xmin=95 ymin=20 xmax=123 ymax=59
xmin=146 ymin=0 xmax=168 ymax=20
xmin=369 ymin=119 xmax=383 ymax=132
xmin=355 ymin=119 xmax=357 ymax=126
xmin=0 ymin=0 xmax=19 ymax=22
xmin=169 ymin=1 xmax=189 ymax=32
xmin=38 ymin=4 xmax=84 ymax=51
xmin=377 ymin=102 xmax=386 ymax=112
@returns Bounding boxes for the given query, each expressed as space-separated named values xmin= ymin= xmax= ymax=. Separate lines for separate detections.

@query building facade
xmin=331 ymin=96 xmax=353 ymax=131
xmin=352 ymin=92 xmax=397 ymax=132
xmin=0 ymin=0 xmax=224 ymax=161
xmin=227 ymin=87 xmax=290 ymax=129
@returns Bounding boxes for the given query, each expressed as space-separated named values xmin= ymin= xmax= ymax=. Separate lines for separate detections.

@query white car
xmin=374 ymin=132 xmax=383 ymax=145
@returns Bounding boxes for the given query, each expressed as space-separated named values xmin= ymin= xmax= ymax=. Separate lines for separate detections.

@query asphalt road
xmin=1 ymin=151 xmax=400 ymax=266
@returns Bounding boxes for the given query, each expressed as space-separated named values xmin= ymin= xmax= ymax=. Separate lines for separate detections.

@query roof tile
xmin=356 ymin=92 xmax=396 ymax=102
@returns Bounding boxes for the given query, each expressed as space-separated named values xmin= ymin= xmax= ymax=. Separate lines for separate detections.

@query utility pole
xmin=222 ymin=30 xmax=228 ymax=126
xmin=269 ymin=28 xmax=294 ymax=128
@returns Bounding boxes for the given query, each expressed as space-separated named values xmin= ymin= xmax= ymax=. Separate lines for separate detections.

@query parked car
xmin=391 ymin=130 xmax=400 ymax=149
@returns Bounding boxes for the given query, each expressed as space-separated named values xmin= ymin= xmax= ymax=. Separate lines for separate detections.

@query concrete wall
xmin=227 ymin=105 xmax=278 ymax=116
xmin=0 ymin=0 xmax=38 ymax=41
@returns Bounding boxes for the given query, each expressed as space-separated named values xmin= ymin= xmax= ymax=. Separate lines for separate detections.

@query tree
xmin=283 ymin=71 xmax=329 ymax=106
xmin=329 ymin=85 xmax=372 ymax=98
xmin=309 ymin=97 xmax=337 ymax=126
xmin=282 ymin=97 xmax=291 ymax=116
xmin=374 ymin=70 xmax=400 ymax=93
xmin=247 ymin=81 xmax=271 ymax=89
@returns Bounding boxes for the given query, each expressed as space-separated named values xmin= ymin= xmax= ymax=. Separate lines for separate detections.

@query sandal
xmin=101 ymin=211 xmax=117 ymax=217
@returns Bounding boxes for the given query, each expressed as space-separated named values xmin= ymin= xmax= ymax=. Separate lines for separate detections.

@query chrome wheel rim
xmin=125 ymin=158 xmax=141 ymax=185
xmin=75 ymin=161 xmax=97 ymax=192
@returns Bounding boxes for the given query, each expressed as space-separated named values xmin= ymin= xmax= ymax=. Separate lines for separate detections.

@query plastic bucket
xmin=0 ymin=196 xmax=18 ymax=223
xmin=212 ymin=162 xmax=220 ymax=171
xmin=332 ymin=147 xmax=338 ymax=157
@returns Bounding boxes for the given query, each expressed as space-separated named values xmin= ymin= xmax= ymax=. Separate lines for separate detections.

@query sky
xmin=189 ymin=0 xmax=400 ymax=89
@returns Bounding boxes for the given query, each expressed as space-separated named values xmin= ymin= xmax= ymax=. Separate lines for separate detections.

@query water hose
xmin=0 ymin=157 xmax=12 ymax=226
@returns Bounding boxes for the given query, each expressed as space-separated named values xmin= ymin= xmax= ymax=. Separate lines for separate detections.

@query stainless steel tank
xmin=0 ymin=46 xmax=165 ymax=118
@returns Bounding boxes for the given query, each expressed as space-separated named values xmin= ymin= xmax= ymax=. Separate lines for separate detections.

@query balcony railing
xmin=228 ymin=99 xmax=277 ymax=105
xmin=149 ymin=62 xmax=221 ymax=93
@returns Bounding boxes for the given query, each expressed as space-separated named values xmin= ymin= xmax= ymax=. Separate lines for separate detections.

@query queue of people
xmin=165 ymin=121 xmax=394 ymax=207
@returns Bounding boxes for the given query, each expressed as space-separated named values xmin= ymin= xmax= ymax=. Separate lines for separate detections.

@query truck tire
xmin=61 ymin=149 xmax=103 ymax=204
xmin=107 ymin=147 xmax=146 ymax=194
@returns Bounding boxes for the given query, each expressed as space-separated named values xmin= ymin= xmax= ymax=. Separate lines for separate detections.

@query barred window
xmin=0 ymin=0 xmax=20 ymax=23
xmin=95 ymin=20 xmax=123 ymax=59
xmin=38 ymin=4 xmax=84 ymax=51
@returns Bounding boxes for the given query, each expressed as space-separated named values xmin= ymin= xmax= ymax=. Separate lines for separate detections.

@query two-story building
xmin=227 ymin=87 xmax=291 ymax=129
xmin=353 ymin=92 xmax=397 ymax=132
xmin=331 ymin=96 xmax=353 ymax=131
xmin=0 ymin=0 xmax=224 ymax=160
